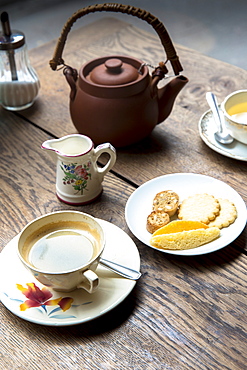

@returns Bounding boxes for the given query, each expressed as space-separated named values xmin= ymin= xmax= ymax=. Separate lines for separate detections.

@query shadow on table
xmin=70 ymin=283 xmax=141 ymax=336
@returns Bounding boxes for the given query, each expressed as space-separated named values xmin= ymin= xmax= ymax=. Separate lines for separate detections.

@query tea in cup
xmin=18 ymin=211 xmax=105 ymax=293
xmin=221 ymin=90 xmax=247 ymax=144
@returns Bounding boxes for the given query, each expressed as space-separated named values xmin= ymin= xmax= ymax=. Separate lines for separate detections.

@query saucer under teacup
xmin=199 ymin=108 xmax=247 ymax=161
xmin=0 ymin=219 xmax=140 ymax=326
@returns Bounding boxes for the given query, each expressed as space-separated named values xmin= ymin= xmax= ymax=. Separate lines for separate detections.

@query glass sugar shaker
xmin=0 ymin=11 xmax=40 ymax=111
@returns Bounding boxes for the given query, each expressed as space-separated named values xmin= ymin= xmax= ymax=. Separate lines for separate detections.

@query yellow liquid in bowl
xmin=227 ymin=102 xmax=247 ymax=124
xmin=228 ymin=102 xmax=247 ymax=115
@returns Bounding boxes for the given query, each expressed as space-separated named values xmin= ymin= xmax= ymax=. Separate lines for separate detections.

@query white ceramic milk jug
xmin=42 ymin=134 xmax=116 ymax=205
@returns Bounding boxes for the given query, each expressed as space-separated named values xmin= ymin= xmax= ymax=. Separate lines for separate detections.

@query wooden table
xmin=1 ymin=17 xmax=247 ymax=370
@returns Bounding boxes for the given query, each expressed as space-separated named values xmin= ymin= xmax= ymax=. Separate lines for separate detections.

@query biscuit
xmin=146 ymin=211 xmax=170 ymax=234
xmin=153 ymin=190 xmax=179 ymax=216
xmin=208 ymin=198 xmax=237 ymax=229
xmin=178 ymin=193 xmax=220 ymax=224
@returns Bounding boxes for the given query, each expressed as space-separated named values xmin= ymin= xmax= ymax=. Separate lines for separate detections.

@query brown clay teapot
xmin=50 ymin=4 xmax=188 ymax=147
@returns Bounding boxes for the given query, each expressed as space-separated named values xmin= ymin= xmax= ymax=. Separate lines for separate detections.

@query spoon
xmin=99 ymin=258 xmax=141 ymax=280
xmin=206 ymin=92 xmax=234 ymax=144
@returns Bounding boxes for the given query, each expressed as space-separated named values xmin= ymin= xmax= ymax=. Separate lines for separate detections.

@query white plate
xmin=125 ymin=173 xmax=247 ymax=256
xmin=0 ymin=219 xmax=140 ymax=326
xmin=199 ymin=108 xmax=247 ymax=161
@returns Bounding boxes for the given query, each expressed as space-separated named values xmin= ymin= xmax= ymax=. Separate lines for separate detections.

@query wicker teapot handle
xmin=49 ymin=3 xmax=183 ymax=75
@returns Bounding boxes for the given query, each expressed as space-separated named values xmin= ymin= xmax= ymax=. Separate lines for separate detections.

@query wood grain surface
xmin=1 ymin=18 xmax=246 ymax=370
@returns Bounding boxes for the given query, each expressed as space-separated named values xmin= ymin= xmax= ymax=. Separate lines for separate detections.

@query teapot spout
xmin=157 ymin=75 xmax=188 ymax=123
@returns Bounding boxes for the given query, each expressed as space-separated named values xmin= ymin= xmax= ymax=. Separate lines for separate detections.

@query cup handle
xmin=94 ymin=143 xmax=116 ymax=179
xmin=77 ymin=269 xmax=99 ymax=293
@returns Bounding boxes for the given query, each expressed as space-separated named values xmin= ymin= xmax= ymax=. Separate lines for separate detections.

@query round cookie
xmin=178 ymin=193 xmax=220 ymax=224
xmin=208 ymin=198 xmax=237 ymax=229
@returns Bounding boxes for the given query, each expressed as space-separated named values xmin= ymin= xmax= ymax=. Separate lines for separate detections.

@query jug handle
xmin=63 ymin=66 xmax=78 ymax=101
xmin=94 ymin=143 xmax=117 ymax=180
xmin=49 ymin=3 xmax=183 ymax=76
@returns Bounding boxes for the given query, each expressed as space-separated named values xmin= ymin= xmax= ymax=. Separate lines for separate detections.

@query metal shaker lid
xmin=0 ymin=11 xmax=25 ymax=50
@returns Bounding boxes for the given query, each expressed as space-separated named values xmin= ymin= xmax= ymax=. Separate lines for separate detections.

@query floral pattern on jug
xmin=60 ymin=161 xmax=92 ymax=195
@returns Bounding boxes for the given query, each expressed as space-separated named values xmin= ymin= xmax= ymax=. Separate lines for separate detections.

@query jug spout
xmin=41 ymin=137 xmax=67 ymax=158
xmin=41 ymin=138 xmax=59 ymax=161
xmin=42 ymin=138 xmax=56 ymax=151
xmin=157 ymin=75 xmax=188 ymax=123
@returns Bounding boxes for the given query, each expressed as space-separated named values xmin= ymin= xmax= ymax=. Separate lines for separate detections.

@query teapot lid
xmin=86 ymin=57 xmax=141 ymax=86
xmin=79 ymin=55 xmax=149 ymax=98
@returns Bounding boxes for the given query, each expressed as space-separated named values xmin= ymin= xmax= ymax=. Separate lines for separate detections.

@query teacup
xmin=18 ymin=211 xmax=105 ymax=293
xmin=221 ymin=90 xmax=247 ymax=144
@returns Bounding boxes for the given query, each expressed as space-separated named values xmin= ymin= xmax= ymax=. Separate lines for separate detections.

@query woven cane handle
xmin=49 ymin=3 xmax=183 ymax=75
